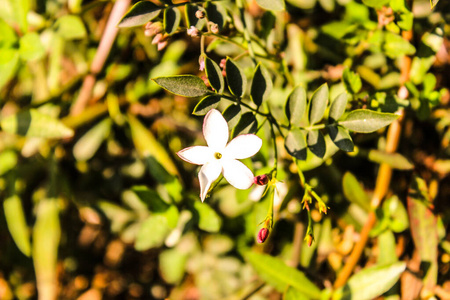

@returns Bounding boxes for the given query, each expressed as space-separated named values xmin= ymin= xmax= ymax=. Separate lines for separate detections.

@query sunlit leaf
xmin=54 ymin=15 xmax=86 ymax=40
xmin=4 ymin=195 xmax=30 ymax=256
xmin=255 ymin=0 xmax=285 ymax=11
xmin=205 ymin=57 xmax=224 ymax=93
xmin=245 ymin=252 xmax=321 ymax=299
xmin=159 ymin=249 xmax=187 ymax=284
xmin=329 ymin=126 xmax=354 ymax=152
xmin=0 ymin=150 xmax=17 ymax=176
xmin=1 ymin=109 xmax=74 ymax=138
xmin=135 ymin=214 xmax=170 ymax=250
xmin=164 ymin=7 xmax=181 ymax=35
xmin=226 ymin=58 xmax=247 ymax=98
xmin=19 ymin=32 xmax=45 ymax=61
xmin=73 ymin=118 xmax=112 ymax=161
xmin=284 ymin=286 xmax=309 ymax=300
xmin=384 ymin=32 xmax=416 ymax=58
xmin=339 ymin=109 xmax=398 ymax=133
xmin=153 ymin=75 xmax=211 ymax=97
xmin=329 ymin=92 xmax=348 ymax=122
xmin=250 ymin=63 xmax=272 ymax=107
xmin=285 ymin=128 xmax=307 ymax=160
xmin=232 ymin=112 xmax=257 ymax=138
xmin=193 ymin=95 xmax=222 ymax=116
xmin=343 ymin=68 xmax=362 ymax=94
xmin=286 ymin=85 xmax=307 ymax=125
xmin=118 ymin=1 xmax=162 ymax=28
xmin=332 ymin=262 xmax=406 ymax=300
xmin=307 ymin=130 xmax=326 ymax=158
xmin=342 ymin=172 xmax=371 ymax=212
xmin=0 ymin=49 xmax=19 ymax=90
xmin=309 ymin=83 xmax=328 ymax=125
xmin=194 ymin=201 xmax=222 ymax=232
xmin=364 ymin=149 xmax=414 ymax=170
xmin=430 ymin=0 xmax=439 ymax=8
xmin=361 ymin=0 xmax=389 ymax=8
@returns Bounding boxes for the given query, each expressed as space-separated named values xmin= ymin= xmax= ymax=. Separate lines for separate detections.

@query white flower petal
xmin=222 ymin=159 xmax=254 ymax=190
xmin=177 ymin=146 xmax=213 ymax=165
xmin=203 ymin=109 xmax=229 ymax=152
xmin=223 ymin=134 xmax=262 ymax=159
xmin=198 ymin=161 xmax=222 ymax=201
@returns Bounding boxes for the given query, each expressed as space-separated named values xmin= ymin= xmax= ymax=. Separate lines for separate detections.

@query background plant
xmin=0 ymin=0 xmax=449 ymax=299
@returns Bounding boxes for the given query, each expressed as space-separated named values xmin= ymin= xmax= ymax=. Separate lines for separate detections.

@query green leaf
xmin=309 ymin=83 xmax=328 ymax=125
xmin=205 ymin=57 xmax=224 ymax=93
xmin=329 ymin=126 xmax=354 ymax=152
xmin=332 ymin=262 xmax=406 ymax=300
xmin=164 ymin=7 xmax=181 ymax=35
xmin=361 ymin=0 xmax=389 ymax=8
xmin=193 ymin=201 xmax=222 ymax=232
xmin=1 ymin=109 xmax=74 ymax=138
xmin=4 ymin=195 xmax=31 ymax=256
xmin=329 ymin=93 xmax=348 ymax=122
xmin=223 ymin=104 xmax=242 ymax=129
xmin=285 ymin=128 xmax=307 ymax=160
xmin=135 ymin=214 xmax=170 ymax=250
xmin=193 ymin=95 xmax=222 ymax=116
xmin=205 ymin=2 xmax=226 ymax=32
xmin=343 ymin=68 xmax=362 ymax=94
xmin=384 ymin=195 xmax=409 ymax=233
xmin=118 ymin=1 xmax=162 ymax=28
xmin=307 ymin=130 xmax=326 ymax=158
xmin=226 ymin=58 xmax=247 ymax=98
xmin=33 ymin=199 xmax=60 ymax=300
xmin=159 ymin=249 xmax=187 ymax=284
xmin=73 ymin=118 xmax=112 ymax=161
xmin=430 ymin=0 xmax=439 ymax=8
xmin=338 ymin=109 xmax=398 ymax=133
xmin=152 ymin=75 xmax=211 ymax=97
xmin=255 ymin=0 xmax=285 ymax=11
xmin=0 ymin=49 xmax=19 ymax=90
xmin=284 ymin=287 xmax=309 ymax=300
xmin=185 ymin=4 xmax=205 ymax=29
xmin=0 ymin=150 xmax=18 ymax=176
xmin=19 ymin=32 xmax=45 ymax=61
xmin=250 ymin=63 xmax=272 ymax=107
xmin=132 ymin=186 xmax=170 ymax=212
xmin=245 ymin=252 xmax=321 ymax=299
xmin=377 ymin=230 xmax=398 ymax=265
xmin=12 ymin=0 xmax=29 ymax=33
xmin=232 ymin=112 xmax=257 ymax=138
xmin=54 ymin=15 xmax=86 ymax=40
xmin=128 ymin=114 xmax=179 ymax=177
xmin=407 ymin=175 xmax=438 ymax=290
xmin=363 ymin=149 xmax=414 ymax=170
xmin=383 ymin=32 xmax=416 ymax=58
xmin=342 ymin=172 xmax=371 ymax=212
xmin=0 ymin=19 xmax=18 ymax=47
xmin=286 ymin=86 xmax=307 ymax=125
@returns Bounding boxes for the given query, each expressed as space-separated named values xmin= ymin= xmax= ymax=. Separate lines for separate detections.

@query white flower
xmin=177 ymin=109 xmax=262 ymax=202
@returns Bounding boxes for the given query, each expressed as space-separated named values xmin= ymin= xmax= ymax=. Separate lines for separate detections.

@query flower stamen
xmin=214 ymin=152 xmax=222 ymax=159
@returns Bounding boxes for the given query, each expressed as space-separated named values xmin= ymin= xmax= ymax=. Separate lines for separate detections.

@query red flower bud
xmin=257 ymin=228 xmax=269 ymax=243
xmin=253 ymin=174 xmax=269 ymax=186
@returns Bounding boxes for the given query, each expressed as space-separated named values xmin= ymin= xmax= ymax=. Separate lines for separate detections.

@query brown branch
xmin=70 ymin=0 xmax=131 ymax=116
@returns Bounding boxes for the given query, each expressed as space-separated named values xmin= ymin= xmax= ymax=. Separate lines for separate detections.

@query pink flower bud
xmin=187 ymin=26 xmax=200 ymax=37
xmin=253 ymin=174 xmax=269 ymax=186
xmin=195 ymin=10 xmax=206 ymax=19
xmin=305 ymin=234 xmax=314 ymax=247
xmin=257 ymin=228 xmax=269 ymax=243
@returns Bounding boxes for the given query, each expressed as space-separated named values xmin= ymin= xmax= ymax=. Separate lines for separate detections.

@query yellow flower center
xmin=214 ymin=152 xmax=222 ymax=159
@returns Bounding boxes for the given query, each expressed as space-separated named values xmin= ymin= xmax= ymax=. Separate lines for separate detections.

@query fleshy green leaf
xmin=329 ymin=92 xmax=348 ymax=122
xmin=223 ymin=104 xmax=241 ymax=129
xmin=205 ymin=57 xmax=224 ymax=93
xmin=309 ymin=83 xmax=329 ymax=125
xmin=384 ymin=32 xmax=416 ymax=58
xmin=329 ymin=126 xmax=354 ymax=152
xmin=338 ymin=109 xmax=398 ymax=133
xmin=343 ymin=68 xmax=362 ymax=94
xmin=226 ymin=58 xmax=247 ymax=98
xmin=407 ymin=175 xmax=438 ymax=290
xmin=231 ymin=112 xmax=257 ymax=138
xmin=4 ymin=195 xmax=31 ymax=256
xmin=118 ymin=1 xmax=162 ymax=28
xmin=307 ymin=130 xmax=326 ymax=158
xmin=245 ymin=252 xmax=321 ymax=299
xmin=250 ymin=63 xmax=272 ymax=107
xmin=164 ymin=7 xmax=181 ymax=35
xmin=185 ymin=4 xmax=205 ymax=29
xmin=135 ymin=214 xmax=170 ymax=250
xmin=19 ymin=32 xmax=45 ymax=61
xmin=332 ymin=262 xmax=406 ymax=300
xmin=286 ymin=85 xmax=307 ymax=125
xmin=1 ymin=109 xmax=74 ymax=138
xmin=152 ymin=75 xmax=211 ymax=97
xmin=194 ymin=201 xmax=222 ymax=232
xmin=285 ymin=128 xmax=307 ymax=160
xmin=73 ymin=118 xmax=112 ymax=161
xmin=342 ymin=172 xmax=371 ymax=212
xmin=33 ymin=199 xmax=60 ymax=300
xmin=0 ymin=150 xmax=18 ymax=176
xmin=193 ymin=95 xmax=222 ymax=116
xmin=54 ymin=15 xmax=86 ymax=40
xmin=255 ymin=0 xmax=285 ymax=11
